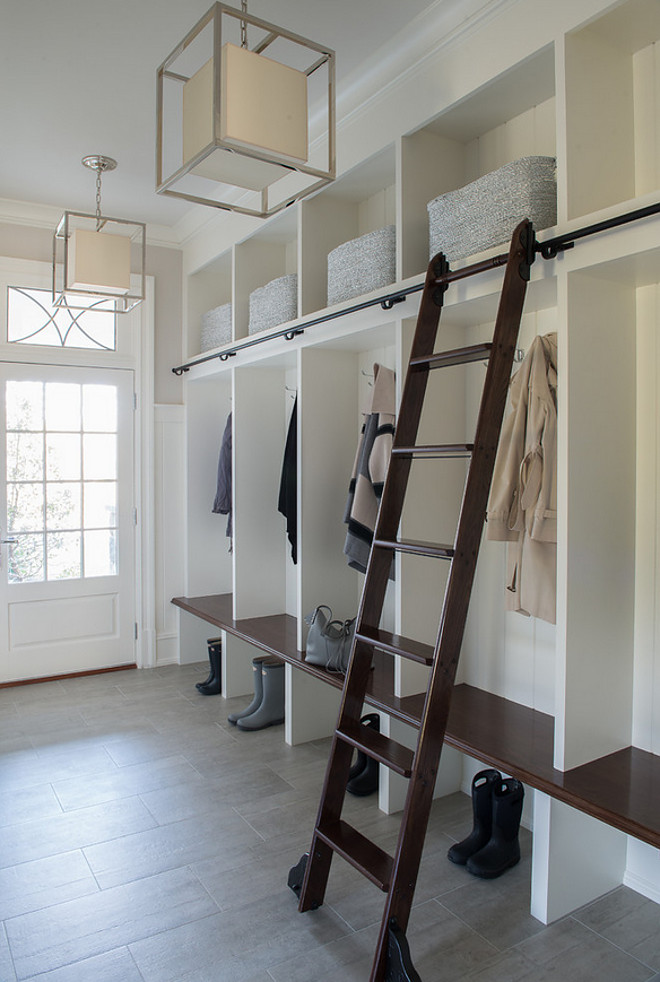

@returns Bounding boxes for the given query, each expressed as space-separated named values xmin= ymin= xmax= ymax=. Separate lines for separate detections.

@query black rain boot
xmin=236 ymin=659 xmax=285 ymax=730
xmin=348 ymin=713 xmax=380 ymax=781
xmin=466 ymin=778 xmax=524 ymax=879
xmin=196 ymin=637 xmax=222 ymax=691
xmin=197 ymin=638 xmax=222 ymax=695
xmin=447 ymin=768 xmax=501 ymax=865
xmin=347 ymin=714 xmax=380 ymax=796
xmin=227 ymin=655 xmax=269 ymax=725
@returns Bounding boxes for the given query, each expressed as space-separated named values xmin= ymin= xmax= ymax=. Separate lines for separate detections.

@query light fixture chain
xmin=241 ymin=0 xmax=247 ymax=48
xmin=95 ymin=166 xmax=103 ymax=231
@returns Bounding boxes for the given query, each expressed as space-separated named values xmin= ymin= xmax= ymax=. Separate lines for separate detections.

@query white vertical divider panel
xmin=222 ymin=634 xmax=262 ymax=700
xmin=285 ymin=665 xmax=342 ymax=746
xmin=233 ymin=365 xmax=288 ymax=619
xmin=554 ymin=268 xmax=636 ymax=771
xmin=399 ymin=131 xmax=465 ymax=281
xmin=299 ymin=196 xmax=358 ymax=316
xmin=531 ymin=791 xmax=627 ymax=923
xmin=298 ymin=346 xmax=360 ymax=646
xmin=633 ymin=282 xmax=660 ymax=754
xmin=185 ymin=378 xmax=233 ymax=598
xmin=234 ymin=238 xmax=291 ymax=340
xmin=634 ymin=40 xmax=660 ymax=198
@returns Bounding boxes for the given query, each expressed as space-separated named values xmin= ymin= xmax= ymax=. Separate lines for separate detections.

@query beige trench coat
xmin=486 ymin=333 xmax=558 ymax=624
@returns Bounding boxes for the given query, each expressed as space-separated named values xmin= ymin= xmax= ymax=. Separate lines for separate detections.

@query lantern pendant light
xmin=156 ymin=1 xmax=335 ymax=218
xmin=52 ymin=156 xmax=146 ymax=313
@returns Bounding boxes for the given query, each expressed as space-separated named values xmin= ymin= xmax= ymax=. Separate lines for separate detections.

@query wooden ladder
xmin=290 ymin=220 xmax=535 ymax=982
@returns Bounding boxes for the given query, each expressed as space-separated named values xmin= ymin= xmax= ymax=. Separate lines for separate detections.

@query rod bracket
xmin=172 ymin=366 xmax=189 ymax=376
xmin=284 ymin=329 xmax=305 ymax=341
xmin=219 ymin=351 xmax=237 ymax=361
xmin=381 ymin=295 xmax=406 ymax=311
xmin=538 ymin=239 xmax=575 ymax=261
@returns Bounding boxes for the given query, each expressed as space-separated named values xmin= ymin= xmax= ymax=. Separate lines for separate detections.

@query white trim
xmin=136 ymin=277 xmax=156 ymax=669
xmin=623 ymin=869 xmax=660 ymax=906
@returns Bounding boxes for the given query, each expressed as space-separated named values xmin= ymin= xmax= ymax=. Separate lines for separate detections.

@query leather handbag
xmin=304 ymin=605 xmax=356 ymax=674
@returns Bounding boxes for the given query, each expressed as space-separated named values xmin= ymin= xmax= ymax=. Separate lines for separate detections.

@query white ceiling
xmin=0 ymin=0 xmax=439 ymax=232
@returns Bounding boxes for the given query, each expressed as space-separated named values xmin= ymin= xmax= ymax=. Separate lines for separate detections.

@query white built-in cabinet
xmin=175 ymin=0 xmax=660 ymax=927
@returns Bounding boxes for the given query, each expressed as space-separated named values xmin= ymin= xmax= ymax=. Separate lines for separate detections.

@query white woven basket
xmin=248 ymin=274 xmax=298 ymax=335
xmin=327 ymin=225 xmax=396 ymax=306
xmin=201 ymin=302 xmax=232 ymax=351
xmin=428 ymin=156 xmax=557 ymax=261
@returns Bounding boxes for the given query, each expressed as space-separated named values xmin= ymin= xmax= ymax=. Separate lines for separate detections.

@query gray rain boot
xmin=447 ymin=768 xmax=501 ymax=865
xmin=466 ymin=778 xmax=524 ymax=879
xmin=227 ymin=655 xmax=269 ymax=725
xmin=236 ymin=659 xmax=285 ymax=730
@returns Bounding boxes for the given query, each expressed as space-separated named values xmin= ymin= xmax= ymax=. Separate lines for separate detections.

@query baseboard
xmin=623 ymin=869 xmax=660 ymax=905
xmin=0 ymin=664 xmax=137 ymax=688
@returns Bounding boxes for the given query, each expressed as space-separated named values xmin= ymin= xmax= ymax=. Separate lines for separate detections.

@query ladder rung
xmin=316 ymin=820 xmax=393 ymax=891
xmin=392 ymin=443 xmax=473 ymax=459
xmin=357 ymin=626 xmax=434 ymax=666
xmin=374 ymin=537 xmax=454 ymax=559
xmin=410 ymin=342 xmax=492 ymax=370
xmin=338 ymin=720 xmax=415 ymax=777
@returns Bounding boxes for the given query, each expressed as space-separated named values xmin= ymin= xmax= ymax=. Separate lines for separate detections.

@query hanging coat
xmin=278 ymin=397 xmax=297 ymax=564
xmin=212 ymin=412 xmax=232 ymax=539
xmin=486 ymin=333 xmax=557 ymax=623
xmin=343 ymin=364 xmax=396 ymax=575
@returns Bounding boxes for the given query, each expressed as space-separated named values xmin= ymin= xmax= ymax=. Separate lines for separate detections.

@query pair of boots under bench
xmin=228 ymin=656 xmax=284 ymax=731
xmin=448 ymin=768 xmax=525 ymax=878
xmin=196 ymin=637 xmax=222 ymax=695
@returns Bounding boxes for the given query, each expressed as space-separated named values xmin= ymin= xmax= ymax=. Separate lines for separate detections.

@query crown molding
xmin=0 ymin=197 xmax=182 ymax=251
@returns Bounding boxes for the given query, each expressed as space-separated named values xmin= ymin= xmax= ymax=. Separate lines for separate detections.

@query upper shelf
xmin=173 ymin=592 xmax=660 ymax=851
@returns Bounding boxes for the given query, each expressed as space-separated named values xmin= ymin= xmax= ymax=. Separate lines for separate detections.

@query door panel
xmin=0 ymin=363 xmax=135 ymax=682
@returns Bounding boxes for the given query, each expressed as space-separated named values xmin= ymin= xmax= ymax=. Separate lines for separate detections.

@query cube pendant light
xmin=156 ymin=2 xmax=335 ymax=218
xmin=52 ymin=156 xmax=146 ymax=314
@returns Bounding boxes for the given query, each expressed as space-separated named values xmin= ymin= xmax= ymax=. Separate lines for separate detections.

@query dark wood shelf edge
xmin=172 ymin=594 xmax=660 ymax=851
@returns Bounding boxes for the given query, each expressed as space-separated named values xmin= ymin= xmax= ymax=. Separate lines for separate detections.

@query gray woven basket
xmin=249 ymin=274 xmax=298 ymax=335
xmin=327 ymin=225 xmax=396 ymax=306
xmin=201 ymin=302 xmax=232 ymax=351
xmin=428 ymin=156 xmax=557 ymax=261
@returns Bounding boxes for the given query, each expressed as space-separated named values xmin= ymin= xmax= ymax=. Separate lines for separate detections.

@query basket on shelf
xmin=428 ymin=156 xmax=557 ymax=261
xmin=200 ymin=302 xmax=232 ymax=351
xmin=248 ymin=274 xmax=298 ymax=335
xmin=327 ymin=225 xmax=396 ymax=306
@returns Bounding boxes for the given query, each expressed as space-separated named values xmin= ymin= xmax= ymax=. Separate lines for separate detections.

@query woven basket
xmin=248 ymin=274 xmax=298 ymax=335
xmin=200 ymin=302 xmax=232 ymax=351
xmin=428 ymin=156 xmax=557 ymax=261
xmin=327 ymin=225 xmax=396 ymax=306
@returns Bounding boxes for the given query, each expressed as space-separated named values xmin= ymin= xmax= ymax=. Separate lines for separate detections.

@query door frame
xmin=0 ymin=256 xmax=156 ymax=671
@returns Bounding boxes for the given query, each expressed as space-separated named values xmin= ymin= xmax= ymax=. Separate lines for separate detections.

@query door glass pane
xmin=6 ymin=380 xmax=43 ymax=430
xmin=7 ymin=433 xmax=43 ymax=481
xmin=8 ymin=533 xmax=44 ymax=583
xmin=46 ymin=434 xmax=81 ymax=481
xmin=47 ymin=531 xmax=81 ymax=580
xmin=45 ymin=383 xmax=81 ymax=431
xmin=84 ymin=529 xmax=117 ymax=577
xmin=8 ymin=484 xmax=43 ymax=532
xmin=84 ymin=482 xmax=117 ymax=528
xmin=4 ymin=378 xmax=122 ymax=584
xmin=46 ymin=483 xmax=81 ymax=530
xmin=83 ymin=434 xmax=117 ymax=480
xmin=83 ymin=385 xmax=117 ymax=432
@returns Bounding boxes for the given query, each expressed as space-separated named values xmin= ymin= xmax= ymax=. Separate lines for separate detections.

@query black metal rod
xmin=172 ymin=199 xmax=660 ymax=376
xmin=536 ymin=200 xmax=660 ymax=259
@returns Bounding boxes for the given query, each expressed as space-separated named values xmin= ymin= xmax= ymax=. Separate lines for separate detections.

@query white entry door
xmin=0 ymin=362 xmax=135 ymax=683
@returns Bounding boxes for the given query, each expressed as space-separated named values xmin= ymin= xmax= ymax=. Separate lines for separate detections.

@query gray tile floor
xmin=2 ymin=663 xmax=660 ymax=982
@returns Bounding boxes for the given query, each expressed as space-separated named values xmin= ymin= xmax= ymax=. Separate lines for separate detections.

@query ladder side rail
xmin=370 ymin=219 xmax=533 ymax=982
xmin=297 ymin=254 xmax=451 ymax=914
